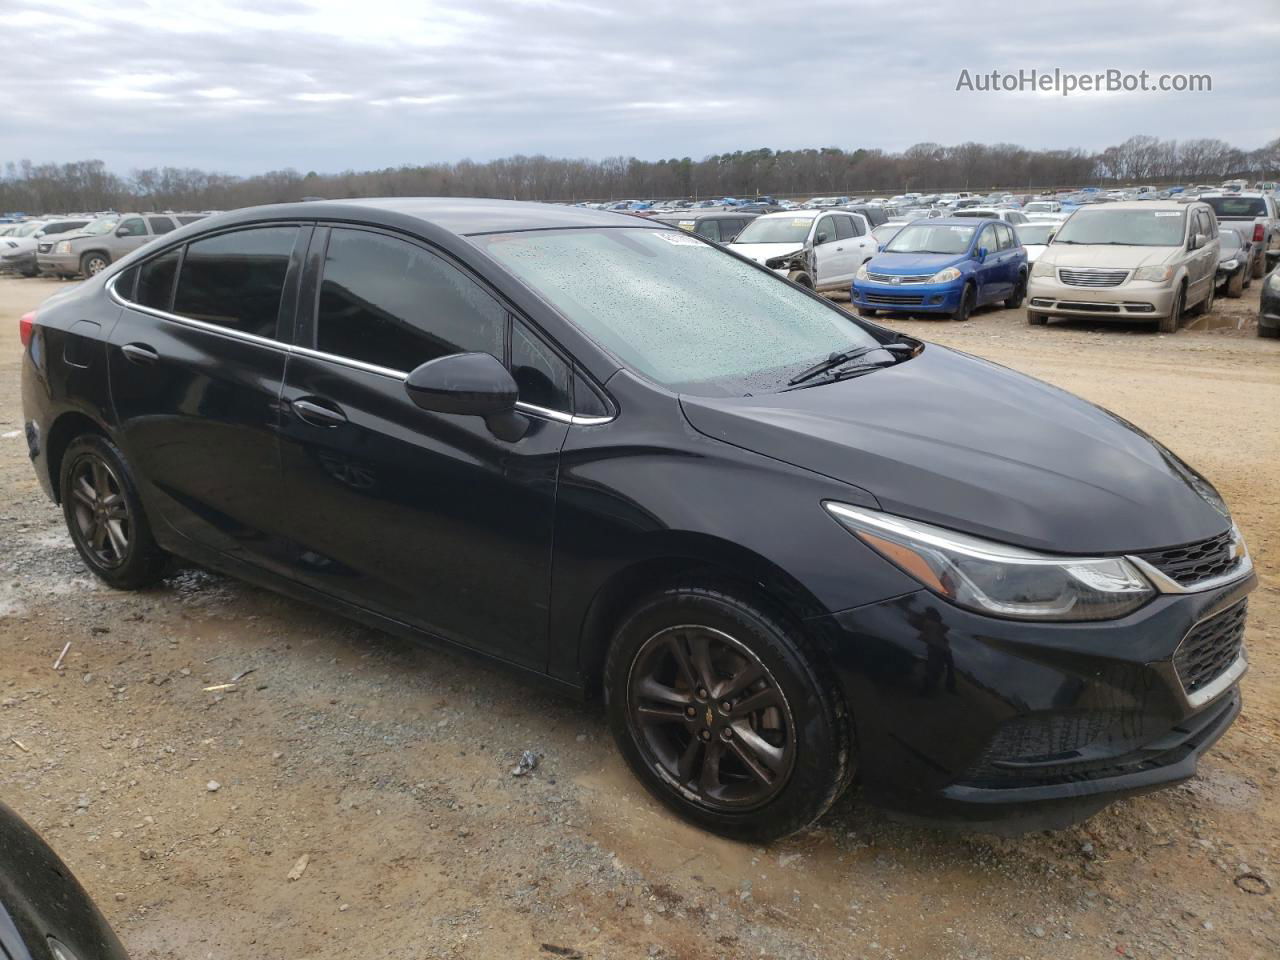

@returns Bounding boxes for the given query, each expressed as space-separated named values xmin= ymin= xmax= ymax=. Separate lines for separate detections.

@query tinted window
xmin=177 ymin=215 xmax=207 ymax=225
xmin=316 ymin=228 xmax=504 ymax=372
xmin=136 ymin=249 xmax=180 ymax=310
xmin=996 ymin=223 xmax=1015 ymax=250
xmin=511 ymin=319 xmax=572 ymax=411
xmin=43 ymin=220 xmax=89 ymax=236
xmin=147 ymin=216 xmax=176 ymax=235
xmin=173 ymin=226 xmax=297 ymax=337
xmin=118 ymin=217 xmax=146 ymax=237
xmin=847 ymin=214 xmax=866 ymax=237
xmin=1201 ymin=196 xmax=1265 ymax=218
xmin=694 ymin=220 xmax=721 ymax=243
xmin=833 ymin=216 xmax=854 ymax=241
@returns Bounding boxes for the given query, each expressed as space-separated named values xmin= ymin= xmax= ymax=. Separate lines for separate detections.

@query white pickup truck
xmin=1199 ymin=193 xmax=1280 ymax=278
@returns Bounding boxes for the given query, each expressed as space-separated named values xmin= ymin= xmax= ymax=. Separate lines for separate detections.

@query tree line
xmin=3 ymin=135 xmax=1278 ymax=214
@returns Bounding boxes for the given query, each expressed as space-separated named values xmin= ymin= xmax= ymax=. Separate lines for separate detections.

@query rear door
xmin=107 ymin=224 xmax=308 ymax=568
xmin=972 ymin=224 xmax=1006 ymax=303
xmin=275 ymin=225 xmax=568 ymax=668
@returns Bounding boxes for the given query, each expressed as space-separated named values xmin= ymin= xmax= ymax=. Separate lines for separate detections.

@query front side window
xmin=315 ymin=228 xmax=504 ymax=372
xmin=1054 ymin=209 xmax=1186 ymax=247
xmin=173 ymin=226 xmax=298 ymax=337
xmin=813 ymin=217 xmax=837 ymax=244
xmin=885 ymin=223 xmax=976 ymax=255
xmin=117 ymin=217 xmax=146 ymax=237
xmin=511 ymin=319 xmax=572 ymax=411
xmin=472 ymin=227 xmax=883 ymax=396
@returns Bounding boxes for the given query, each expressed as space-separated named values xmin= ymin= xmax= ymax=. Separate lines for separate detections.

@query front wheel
xmin=59 ymin=435 xmax=169 ymax=589
xmin=80 ymin=252 xmax=109 ymax=277
xmin=604 ymin=585 xmax=853 ymax=842
xmin=1159 ymin=285 xmax=1185 ymax=334
xmin=952 ymin=283 xmax=976 ymax=322
xmin=789 ymin=271 xmax=814 ymax=289
xmin=858 ymin=307 xmax=878 ymax=318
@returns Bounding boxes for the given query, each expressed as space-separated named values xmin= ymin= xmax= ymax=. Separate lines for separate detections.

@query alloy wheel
xmin=625 ymin=625 xmax=796 ymax=811
xmin=68 ymin=454 xmax=130 ymax=568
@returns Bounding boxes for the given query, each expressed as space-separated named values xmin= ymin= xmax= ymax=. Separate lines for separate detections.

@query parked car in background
xmin=20 ymin=198 xmax=1256 ymax=840
xmin=1028 ymin=201 xmax=1220 ymax=332
xmin=0 ymin=219 xmax=48 ymax=276
xmin=1024 ymin=200 xmax=1063 ymax=216
xmin=951 ymin=207 xmax=1030 ymax=226
xmin=851 ymin=217 xmax=1027 ymax=321
xmin=1015 ymin=220 xmax=1056 ymax=263
xmin=840 ymin=202 xmax=890 ymax=228
xmin=1197 ymin=193 xmax=1279 ymax=279
xmin=1215 ymin=228 xmax=1251 ymax=298
xmin=806 ymin=196 xmax=849 ymax=208
xmin=1260 ymin=262 xmax=1280 ymax=338
xmin=650 ymin=210 xmax=758 ymax=244
xmin=730 ymin=209 xmax=874 ymax=290
xmin=0 ymin=800 xmax=130 ymax=960
xmin=37 ymin=213 xmax=179 ymax=278
xmin=870 ymin=220 xmax=907 ymax=248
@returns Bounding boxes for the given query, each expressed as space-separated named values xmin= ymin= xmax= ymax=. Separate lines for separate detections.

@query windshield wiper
xmin=787 ymin=343 xmax=913 ymax=386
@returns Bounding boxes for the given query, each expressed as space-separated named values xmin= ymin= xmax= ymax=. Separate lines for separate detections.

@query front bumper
xmin=0 ymin=251 xmax=36 ymax=274
xmin=808 ymin=568 xmax=1255 ymax=832
xmin=850 ymin=279 xmax=964 ymax=313
xmin=1028 ymin=275 xmax=1175 ymax=320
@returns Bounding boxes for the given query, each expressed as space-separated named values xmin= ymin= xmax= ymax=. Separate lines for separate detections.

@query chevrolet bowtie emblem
xmin=705 ymin=707 xmax=714 ymax=726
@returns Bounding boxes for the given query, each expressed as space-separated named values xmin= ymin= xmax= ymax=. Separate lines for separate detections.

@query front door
xmin=811 ymin=214 xmax=856 ymax=286
xmin=107 ymin=224 xmax=307 ymax=567
xmin=276 ymin=226 xmax=567 ymax=669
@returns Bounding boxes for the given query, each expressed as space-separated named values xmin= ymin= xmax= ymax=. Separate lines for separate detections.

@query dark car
xmin=20 ymin=198 xmax=1255 ymax=840
xmin=840 ymin=203 xmax=890 ymax=228
xmin=1260 ymin=262 xmax=1280 ymax=338
xmin=0 ymin=801 xmax=130 ymax=960
xmin=650 ymin=210 xmax=758 ymax=244
xmin=1215 ymin=228 xmax=1251 ymax=298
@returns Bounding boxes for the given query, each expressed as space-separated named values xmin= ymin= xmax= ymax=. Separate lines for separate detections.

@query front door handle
xmin=292 ymin=398 xmax=348 ymax=427
xmin=120 ymin=343 xmax=159 ymax=365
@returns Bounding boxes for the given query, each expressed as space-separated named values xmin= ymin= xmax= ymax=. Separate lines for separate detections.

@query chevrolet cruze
xmin=20 ymin=199 xmax=1255 ymax=841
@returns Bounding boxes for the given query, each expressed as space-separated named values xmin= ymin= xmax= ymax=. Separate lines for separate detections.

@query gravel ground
xmin=1 ymin=274 xmax=1278 ymax=959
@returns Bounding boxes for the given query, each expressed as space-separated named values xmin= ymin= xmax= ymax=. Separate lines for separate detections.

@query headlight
xmin=1267 ymin=270 xmax=1280 ymax=292
xmin=1134 ymin=265 xmax=1174 ymax=282
xmin=855 ymin=263 xmax=869 ymax=281
xmin=1221 ymin=259 xmax=1238 ymax=270
xmin=54 ymin=240 xmax=71 ymax=254
xmin=825 ymin=503 xmax=1155 ymax=621
xmin=1030 ymin=260 xmax=1055 ymax=278
xmin=930 ymin=267 xmax=961 ymax=283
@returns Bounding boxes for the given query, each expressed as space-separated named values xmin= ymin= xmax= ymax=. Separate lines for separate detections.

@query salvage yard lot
xmin=1 ymin=274 xmax=1278 ymax=959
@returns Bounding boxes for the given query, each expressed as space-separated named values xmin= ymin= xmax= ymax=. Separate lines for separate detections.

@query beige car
xmin=1027 ymin=201 xmax=1220 ymax=333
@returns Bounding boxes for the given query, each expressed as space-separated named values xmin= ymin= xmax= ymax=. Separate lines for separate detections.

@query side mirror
xmin=977 ymin=246 xmax=989 ymax=261
xmin=815 ymin=231 xmax=830 ymax=244
xmin=877 ymin=243 xmax=886 ymax=253
xmin=405 ymin=352 xmax=526 ymax=440
xmin=1189 ymin=233 xmax=1206 ymax=250
xmin=115 ymin=227 xmax=129 ymax=237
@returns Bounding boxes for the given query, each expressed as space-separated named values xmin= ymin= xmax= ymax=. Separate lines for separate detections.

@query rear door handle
xmin=292 ymin=397 xmax=348 ymax=427
xmin=120 ymin=343 xmax=159 ymax=365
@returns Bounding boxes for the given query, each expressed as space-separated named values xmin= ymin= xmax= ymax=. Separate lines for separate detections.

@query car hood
xmin=679 ymin=345 xmax=1228 ymax=554
xmin=730 ymin=242 xmax=805 ymax=264
xmin=865 ymin=251 xmax=966 ymax=274
xmin=1041 ymin=244 xmax=1179 ymax=269
xmin=2 ymin=236 xmax=37 ymax=255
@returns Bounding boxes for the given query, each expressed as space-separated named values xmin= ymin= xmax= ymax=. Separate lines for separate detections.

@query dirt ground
xmin=1 ymin=273 xmax=1278 ymax=960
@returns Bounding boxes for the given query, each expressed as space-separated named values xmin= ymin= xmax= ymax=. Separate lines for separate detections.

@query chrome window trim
xmin=108 ymin=273 xmax=615 ymax=426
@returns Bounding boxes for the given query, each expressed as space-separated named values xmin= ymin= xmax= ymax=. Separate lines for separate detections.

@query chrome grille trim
xmin=1058 ymin=267 xmax=1130 ymax=287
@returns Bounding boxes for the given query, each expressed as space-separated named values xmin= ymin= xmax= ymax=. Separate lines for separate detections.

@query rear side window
xmin=995 ymin=223 xmax=1015 ymax=250
xmin=315 ymin=228 xmax=504 ymax=371
xmin=147 ymin=216 xmax=176 ymax=235
xmin=136 ymin=248 xmax=180 ymax=310
xmin=833 ymin=216 xmax=854 ymax=241
xmin=173 ymin=226 xmax=298 ymax=338
xmin=510 ymin=319 xmax=572 ymax=411
xmin=1201 ymin=197 xmax=1265 ymax=218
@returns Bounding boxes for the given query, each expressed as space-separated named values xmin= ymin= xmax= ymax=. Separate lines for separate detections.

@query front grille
xmin=1175 ymin=601 xmax=1247 ymax=696
xmin=864 ymin=292 xmax=925 ymax=305
xmin=1059 ymin=267 xmax=1129 ymax=287
xmin=1137 ymin=530 xmax=1237 ymax=587
xmin=37 ymin=242 xmax=52 ymax=254
xmin=1058 ymin=301 xmax=1121 ymax=313
xmin=867 ymin=272 xmax=933 ymax=284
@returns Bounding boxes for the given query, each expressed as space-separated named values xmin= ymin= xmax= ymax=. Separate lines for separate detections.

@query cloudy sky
xmin=3 ymin=0 xmax=1277 ymax=175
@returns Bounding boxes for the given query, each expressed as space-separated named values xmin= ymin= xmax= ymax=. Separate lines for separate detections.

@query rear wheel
xmin=1252 ymin=250 xmax=1266 ymax=279
xmin=1226 ymin=270 xmax=1245 ymax=298
xmin=952 ymin=283 xmax=976 ymax=322
xmin=604 ymin=585 xmax=852 ymax=842
xmin=1004 ymin=273 xmax=1026 ymax=309
xmin=59 ymin=435 xmax=168 ymax=589
xmin=80 ymin=252 xmax=109 ymax=277
xmin=1159 ymin=285 xmax=1185 ymax=334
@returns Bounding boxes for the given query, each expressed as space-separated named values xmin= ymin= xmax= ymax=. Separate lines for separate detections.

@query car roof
xmin=201 ymin=197 xmax=661 ymax=237
xmin=756 ymin=209 xmax=823 ymax=220
xmin=651 ymin=211 xmax=753 ymax=221
xmin=919 ymin=217 xmax=996 ymax=226
xmin=1083 ymin=200 xmax=1196 ymax=211
xmin=1198 ymin=192 xmax=1266 ymax=199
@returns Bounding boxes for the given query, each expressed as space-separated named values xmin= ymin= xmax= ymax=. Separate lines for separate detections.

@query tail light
xmin=19 ymin=310 xmax=36 ymax=348
xmin=1254 ymin=224 xmax=1265 ymax=243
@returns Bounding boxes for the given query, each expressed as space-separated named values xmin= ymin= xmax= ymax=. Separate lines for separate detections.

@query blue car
xmin=850 ymin=217 xmax=1028 ymax=321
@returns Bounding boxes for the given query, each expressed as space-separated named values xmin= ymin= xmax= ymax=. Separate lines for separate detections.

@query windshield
xmin=1016 ymin=223 xmax=1055 ymax=244
xmin=1201 ymin=196 xmax=1265 ymax=218
xmin=1025 ymin=202 xmax=1055 ymax=212
xmin=885 ymin=223 xmax=975 ymax=254
xmin=1218 ymin=230 xmax=1244 ymax=253
xmin=1053 ymin=209 xmax=1185 ymax=246
xmin=82 ymin=216 xmax=121 ymax=236
xmin=732 ymin=217 xmax=812 ymax=245
xmin=473 ymin=227 xmax=882 ymax=396
xmin=14 ymin=221 xmax=46 ymax=237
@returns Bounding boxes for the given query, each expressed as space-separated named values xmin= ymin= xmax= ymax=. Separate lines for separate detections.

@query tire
xmin=1226 ymin=270 xmax=1245 ymax=299
xmin=1260 ymin=323 xmax=1279 ymax=339
xmin=59 ymin=434 xmax=168 ymax=590
xmin=1004 ymin=273 xmax=1026 ymax=309
xmin=1190 ymin=280 xmax=1215 ymax=317
xmin=1252 ymin=250 xmax=1266 ymax=280
xmin=1027 ymin=310 xmax=1049 ymax=326
xmin=603 ymin=584 xmax=853 ymax=843
xmin=1159 ymin=285 xmax=1185 ymax=334
xmin=80 ymin=252 xmax=110 ymax=277
xmin=952 ymin=283 xmax=976 ymax=322
xmin=790 ymin=272 xmax=814 ymax=289
xmin=858 ymin=308 xmax=878 ymax=318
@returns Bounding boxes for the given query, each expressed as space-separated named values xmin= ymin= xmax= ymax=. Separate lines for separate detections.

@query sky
xmin=2 ymin=0 xmax=1278 ymax=175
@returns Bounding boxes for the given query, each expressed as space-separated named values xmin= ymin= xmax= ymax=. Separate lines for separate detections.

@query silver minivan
xmin=1027 ymin=201 xmax=1220 ymax=332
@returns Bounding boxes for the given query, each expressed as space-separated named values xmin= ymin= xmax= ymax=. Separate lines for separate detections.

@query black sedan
xmin=20 ymin=199 xmax=1255 ymax=839
xmin=1215 ymin=227 xmax=1251 ymax=298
